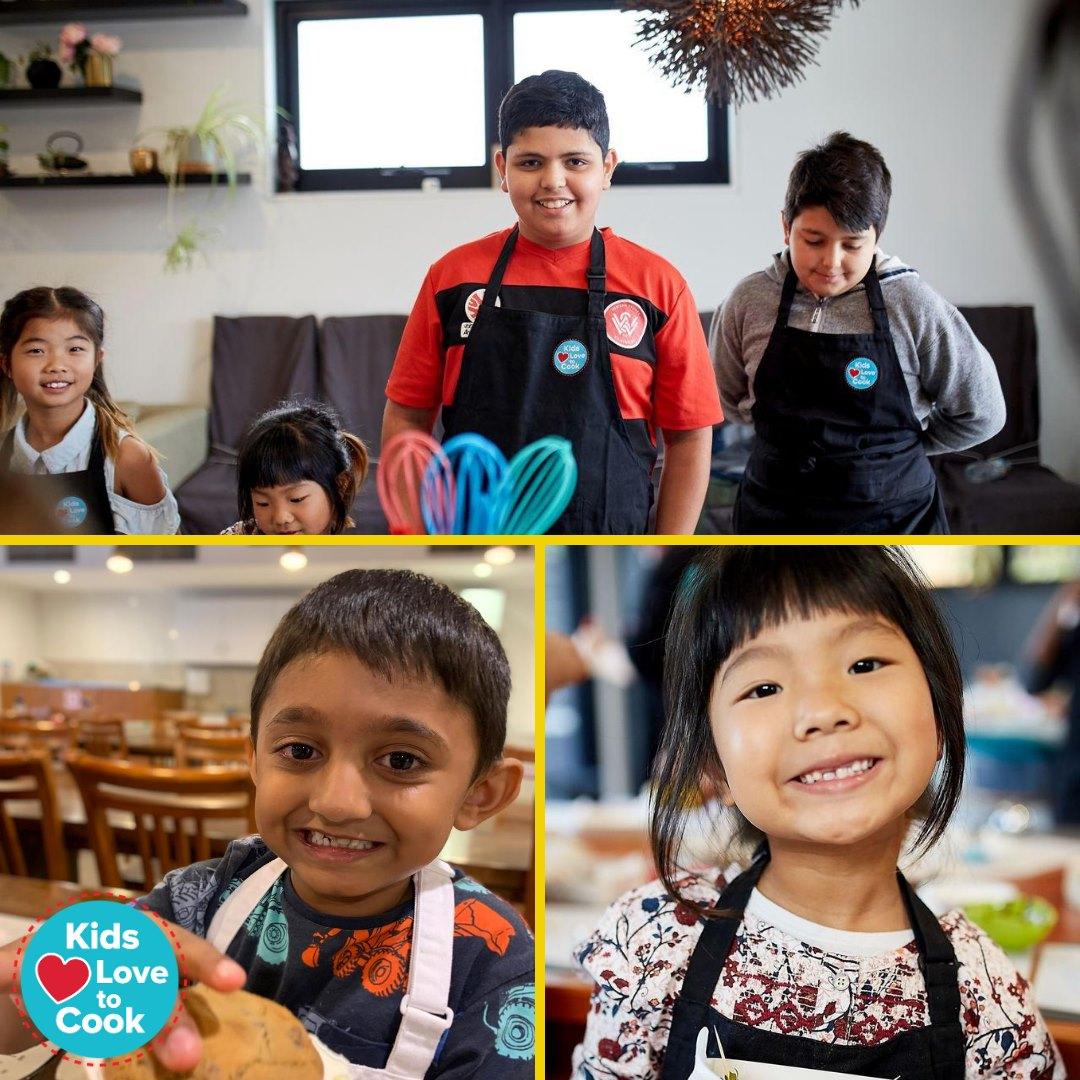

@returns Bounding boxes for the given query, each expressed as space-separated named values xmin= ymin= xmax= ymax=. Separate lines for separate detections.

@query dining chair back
xmin=75 ymin=717 xmax=128 ymax=758
xmin=65 ymin=753 xmax=255 ymax=891
xmin=175 ymin=729 xmax=251 ymax=767
xmin=0 ymin=750 xmax=68 ymax=880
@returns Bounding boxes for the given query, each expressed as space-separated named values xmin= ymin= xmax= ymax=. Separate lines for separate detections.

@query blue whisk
xmin=440 ymin=433 xmax=508 ymax=534
xmin=491 ymin=436 xmax=577 ymax=534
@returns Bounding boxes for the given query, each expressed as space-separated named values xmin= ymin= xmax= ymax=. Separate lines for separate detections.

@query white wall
xmin=3 ymin=0 xmax=1077 ymax=477
xmin=0 ymin=587 xmax=40 ymax=678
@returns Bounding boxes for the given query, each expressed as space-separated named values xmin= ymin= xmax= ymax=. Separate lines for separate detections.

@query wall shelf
xmin=0 ymin=87 xmax=143 ymax=104
xmin=0 ymin=171 xmax=251 ymax=187
xmin=0 ymin=0 xmax=247 ymax=24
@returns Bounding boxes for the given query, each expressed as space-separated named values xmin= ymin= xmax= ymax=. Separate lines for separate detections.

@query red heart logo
xmin=36 ymin=954 xmax=91 ymax=1004
xmin=850 ymin=368 xmax=859 ymax=377
xmin=558 ymin=352 xmax=569 ymax=362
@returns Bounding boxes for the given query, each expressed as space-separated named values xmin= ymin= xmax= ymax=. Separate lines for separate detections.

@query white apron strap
xmin=205 ymin=856 xmax=288 ymax=952
xmin=381 ymin=859 xmax=456 ymax=1078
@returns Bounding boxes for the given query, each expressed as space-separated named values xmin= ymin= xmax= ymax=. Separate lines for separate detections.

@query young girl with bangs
xmin=0 ymin=286 xmax=179 ymax=534
xmin=221 ymin=400 xmax=369 ymax=535
xmin=574 ymin=546 xmax=1062 ymax=1080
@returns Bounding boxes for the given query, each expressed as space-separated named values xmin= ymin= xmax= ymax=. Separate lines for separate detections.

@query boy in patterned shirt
xmin=136 ymin=569 xmax=534 ymax=1077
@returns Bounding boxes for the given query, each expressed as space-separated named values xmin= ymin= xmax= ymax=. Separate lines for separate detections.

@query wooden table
xmin=0 ymin=876 xmax=137 ymax=921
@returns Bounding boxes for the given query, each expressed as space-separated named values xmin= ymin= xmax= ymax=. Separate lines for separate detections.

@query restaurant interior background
xmin=545 ymin=543 xmax=1080 ymax=1078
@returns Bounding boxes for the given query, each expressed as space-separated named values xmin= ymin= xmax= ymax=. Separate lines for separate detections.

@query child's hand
xmin=145 ymin=917 xmax=246 ymax=1072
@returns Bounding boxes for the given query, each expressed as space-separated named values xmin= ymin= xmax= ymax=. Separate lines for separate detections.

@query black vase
xmin=26 ymin=59 xmax=62 ymax=90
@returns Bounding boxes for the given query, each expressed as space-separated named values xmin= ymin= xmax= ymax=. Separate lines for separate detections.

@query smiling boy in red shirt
xmin=383 ymin=70 xmax=722 ymax=535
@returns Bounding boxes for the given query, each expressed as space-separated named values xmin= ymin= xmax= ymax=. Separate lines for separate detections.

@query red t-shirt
xmin=386 ymin=227 xmax=723 ymax=434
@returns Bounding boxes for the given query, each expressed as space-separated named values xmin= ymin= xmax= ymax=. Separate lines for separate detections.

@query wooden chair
xmin=75 ymin=717 xmax=128 ymax=758
xmin=175 ymin=715 xmax=248 ymax=734
xmin=174 ymin=729 xmax=251 ymax=767
xmin=0 ymin=750 xmax=68 ymax=880
xmin=0 ymin=717 xmax=74 ymax=758
xmin=65 ymin=752 xmax=255 ymax=891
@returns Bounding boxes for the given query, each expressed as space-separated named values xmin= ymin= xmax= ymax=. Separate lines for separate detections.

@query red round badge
xmin=604 ymin=299 xmax=647 ymax=349
xmin=464 ymin=289 xmax=500 ymax=323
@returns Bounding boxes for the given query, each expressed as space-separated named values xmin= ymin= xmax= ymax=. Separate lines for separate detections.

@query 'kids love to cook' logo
xmin=18 ymin=900 xmax=179 ymax=1060
xmin=553 ymin=339 xmax=589 ymax=376
xmin=845 ymin=357 xmax=879 ymax=390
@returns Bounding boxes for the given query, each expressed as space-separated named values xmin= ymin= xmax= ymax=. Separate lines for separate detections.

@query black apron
xmin=0 ymin=420 xmax=116 ymax=534
xmin=661 ymin=852 xmax=967 ymax=1080
xmin=735 ymin=261 xmax=948 ymax=534
xmin=440 ymin=226 xmax=655 ymax=534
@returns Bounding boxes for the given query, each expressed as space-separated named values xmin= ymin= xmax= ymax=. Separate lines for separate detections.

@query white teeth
xmin=43 ymin=382 xmax=70 ymax=389
xmin=306 ymin=829 xmax=374 ymax=850
xmin=797 ymin=758 xmax=875 ymax=785
xmin=538 ymin=199 xmax=571 ymax=208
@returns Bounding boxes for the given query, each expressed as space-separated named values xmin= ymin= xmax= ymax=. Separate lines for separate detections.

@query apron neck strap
xmin=383 ymin=859 xmax=457 ymax=1077
xmin=678 ymin=851 xmax=768 ymax=1008
xmin=860 ymin=259 xmax=893 ymax=337
xmin=585 ymin=227 xmax=607 ymax=322
xmin=0 ymin=426 xmax=15 ymax=471
xmin=484 ymin=226 xmax=519 ymax=302
xmin=777 ymin=259 xmax=800 ymax=326
xmin=897 ymin=870 xmax=967 ymax=1077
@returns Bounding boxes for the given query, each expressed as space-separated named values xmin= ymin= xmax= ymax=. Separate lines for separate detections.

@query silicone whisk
xmin=376 ymin=431 xmax=456 ymax=535
xmin=491 ymin=436 xmax=577 ymax=534
xmin=439 ymin=433 xmax=508 ymax=534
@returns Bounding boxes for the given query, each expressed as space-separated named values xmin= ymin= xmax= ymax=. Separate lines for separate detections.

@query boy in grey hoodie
xmin=711 ymin=131 xmax=1006 ymax=534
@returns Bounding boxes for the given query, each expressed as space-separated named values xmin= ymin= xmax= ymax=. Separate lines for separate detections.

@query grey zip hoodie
xmin=709 ymin=251 xmax=1007 ymax=454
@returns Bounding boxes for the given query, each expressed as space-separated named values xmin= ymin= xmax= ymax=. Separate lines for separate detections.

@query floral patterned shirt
xmin=572 ymin=869 xmax=1064 ymax=1079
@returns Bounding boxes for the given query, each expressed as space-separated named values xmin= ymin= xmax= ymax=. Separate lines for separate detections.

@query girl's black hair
xmin=0 ymin=286 xmax=145 ymax=462
xmin=651 ymin=546 xmax=965 ymax=914
xmin=236 ymin=400 xmax=369 ymax=534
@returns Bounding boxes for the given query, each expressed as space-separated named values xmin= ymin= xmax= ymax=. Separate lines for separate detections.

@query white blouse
xmin=7 ymin=402 xmax=181 ymax=535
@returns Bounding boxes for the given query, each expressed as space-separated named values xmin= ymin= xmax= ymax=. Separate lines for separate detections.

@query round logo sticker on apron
xmin=553 ymin=339 xmax=589 ymax=376
xmin=55 ymin=495 xmax=89 ymax=529
xmin=604 ymin=299 xmax=647 ymax=349
xmin=845 ymin=357 xmax=879 ymax=390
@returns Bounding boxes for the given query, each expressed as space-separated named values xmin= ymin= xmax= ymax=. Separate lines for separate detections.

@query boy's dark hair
xmin=783 ymin=131 xmax=892 ymax=237
xmin=237 ymin=400 xmax=369 ymax=535
xmin=651 ymin=546 xmax=965 ymax=916
xmin=250 ymin=569 xmax=511 ymax=778
xmin=499 ymin=70 xmax=610 ymax=156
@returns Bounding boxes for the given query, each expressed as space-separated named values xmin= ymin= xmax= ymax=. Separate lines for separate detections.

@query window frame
xmin=274 ymin=0 xmax=730 ymax=192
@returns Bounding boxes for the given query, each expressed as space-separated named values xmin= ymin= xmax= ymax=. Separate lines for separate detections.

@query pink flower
xmin=59 ymin=22 xmax=87 ymax=47
xmin=90 ymin=33 xmax=122 ymax=56
xmin=58 ymin=42 xmax=75 ymax=64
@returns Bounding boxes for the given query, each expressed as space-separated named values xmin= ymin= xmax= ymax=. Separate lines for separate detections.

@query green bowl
xmin=963 ymin=895 xmax=1058 ymax=951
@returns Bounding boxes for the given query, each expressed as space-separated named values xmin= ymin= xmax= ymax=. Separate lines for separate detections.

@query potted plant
xmin=59 ymin=23 xmax=122 ymax=88
xmin=25 ymin=43 xmax=62 ymax=90
xmin=139 ymin=86 xmax=268 ymax=271
xmin=156 ymin=86 xmax=265 ymax=181
xmin=0 ymin=124 xmax=10 ymax=180
xmin=0 ymin=50 xmax=13 ymax=88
